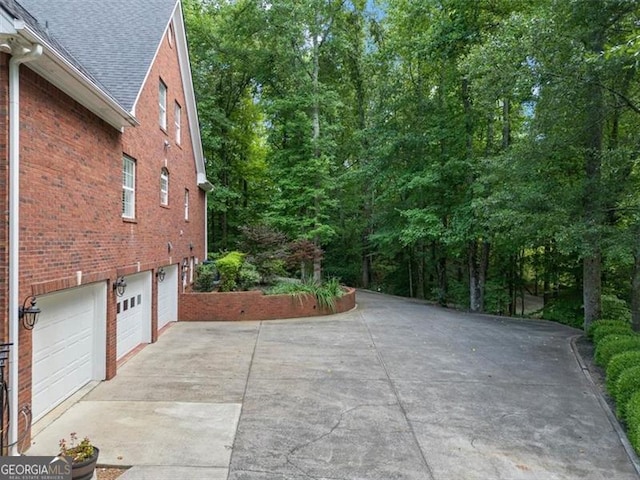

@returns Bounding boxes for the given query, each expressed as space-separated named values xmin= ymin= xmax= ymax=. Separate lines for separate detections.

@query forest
xmin=183 ymin=0 xmax=640 ymax=331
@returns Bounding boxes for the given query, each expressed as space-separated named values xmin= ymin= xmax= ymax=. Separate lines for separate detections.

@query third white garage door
xmin=116 ymin=272 xmax=151 ymax=360
xmin=157 ymin=264 xmax=178 ymax=331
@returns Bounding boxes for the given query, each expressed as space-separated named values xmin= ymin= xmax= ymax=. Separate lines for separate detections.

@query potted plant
xmin=59 ymin=432 xmax=99 ymax=480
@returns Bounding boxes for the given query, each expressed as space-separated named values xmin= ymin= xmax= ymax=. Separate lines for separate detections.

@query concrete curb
xmin=570 ymin=335 xmax=640 ymax=477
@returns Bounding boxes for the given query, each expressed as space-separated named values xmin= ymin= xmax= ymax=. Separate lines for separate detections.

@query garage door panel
xmin=32 ymin=283 xmax=106 ymax=421
xmin=157 ymin=265 xmax=178 ymax=331
xmin=117 ymin=273 xmax=151 ymax=360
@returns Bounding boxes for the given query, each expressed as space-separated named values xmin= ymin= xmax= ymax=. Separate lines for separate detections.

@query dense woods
xmin=184 ymin=0 xmax=640 ymax=330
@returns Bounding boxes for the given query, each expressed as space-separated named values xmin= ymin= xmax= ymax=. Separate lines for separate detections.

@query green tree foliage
xmin=184 ymin=0 xmax=272 ymax=251
xmin=185 ymin=0 xmax=640 ymax=329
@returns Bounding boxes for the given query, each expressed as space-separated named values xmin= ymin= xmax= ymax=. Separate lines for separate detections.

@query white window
xmin=184 ymin=189 xmax=189 ymax=221
xmin=159 ymin=80 xmax=167 ymax=130
xmin=167 ymin=23 xmax=175 ymax=48
xmin=122 ymin=156 xmax=136 ymax=218
xmin=160 ymin=168 xmax=169 ymax=205
xmin=174 ymin=102 xmax=181 ymax=145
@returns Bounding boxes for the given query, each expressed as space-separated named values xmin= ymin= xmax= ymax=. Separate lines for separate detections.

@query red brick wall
xmin=121 ymin=27 xmax=206 ymax=268
xmin=179 ymin=288 xmax=357 ymax=321
xmin=10 ymin=26 xmax=207 ymax=429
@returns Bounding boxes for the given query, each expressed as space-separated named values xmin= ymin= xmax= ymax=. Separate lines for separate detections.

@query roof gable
xmin=18 ymin=0 xmax=176 ymax=111
xmin=1 ymin=0 xmax=211 ymax=190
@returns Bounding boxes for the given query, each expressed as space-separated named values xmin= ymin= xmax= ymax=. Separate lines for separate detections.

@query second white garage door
xmin=117 ymin=272 xmax=151 ymax=360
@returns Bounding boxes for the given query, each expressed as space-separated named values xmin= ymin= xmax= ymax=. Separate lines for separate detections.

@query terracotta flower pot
xmin=71 ymin=447 xmax=99 ymax=480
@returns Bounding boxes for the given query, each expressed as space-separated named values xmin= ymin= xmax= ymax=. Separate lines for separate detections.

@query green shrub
xmin=256 ymin=258 xmax=286 ymax=283
xmin=587 ymin=319 xmax=630 ymax=341
xmin=193 ymin=262 xmax=219 ymax=292
xmin=615 ymin=365 xmax=640 ymax=420
xmin=601 ymin=294 xmax=631 ymax=323
xmin=592 ymin=323 xmax=634 ymax=346
xmin=625 ymin=390 xmax=640 ymax=455
xmin=215 ymin=251 xmax=245 ymax=292
xmin=266 ymin=278 xmax=344 ymax=312
xmin=541 ymin=296 xmax=583 ymax=329
xmin=238 ymin=261 xmax=261 ymax=291
xmin=606 ymin=350 xmax=640 ymax=395
xmin=594 ymin=334 xmax=640 ymax=367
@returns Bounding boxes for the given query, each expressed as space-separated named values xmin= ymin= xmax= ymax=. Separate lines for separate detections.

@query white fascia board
xmin=0 ymin=9 xmax=18 ymax=35
xmin=11 ymin=24 xmax=138 ymax=130
xmin=173 ymin=1 xmax=212 ymax=192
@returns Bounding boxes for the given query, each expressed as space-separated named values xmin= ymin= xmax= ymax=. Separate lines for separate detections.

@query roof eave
xmin=5 ymin=19 xmax=139 ymax=130
xmin=173 ymin=1 xmax=212 ymax=191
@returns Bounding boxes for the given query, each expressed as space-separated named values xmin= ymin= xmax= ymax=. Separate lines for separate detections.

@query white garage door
xmin=157 ymin=264 xmax=178 ymax=331
xmin=117 ymin=272 xmax=151 ymax=360
xmin=32 ymin=283 xmax=106 ymax=421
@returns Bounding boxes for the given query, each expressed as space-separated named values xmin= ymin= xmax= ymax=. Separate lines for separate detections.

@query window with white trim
xmin=174 ymin=102 xmax=181 ymax=145
xmin=122 ymin=156 xmax=136 ymax=218
xmin=184 ymin=189 xmax=189 ymax=221
xmin=160 ymin=168 xmax=169 ymax=205
xmin=168 ymin=22 xmax=175 ymax=48
xmin=159 ymin=80 xmax=167 ymax=130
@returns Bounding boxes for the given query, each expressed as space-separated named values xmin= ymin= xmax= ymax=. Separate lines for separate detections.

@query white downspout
xmin=8 ymin=42 xmax=42 ymax=456
xmin=204 ymin=193 xmax=208 ymax=259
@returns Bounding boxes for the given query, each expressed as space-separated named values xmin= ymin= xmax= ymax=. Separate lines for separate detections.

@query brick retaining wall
xmin=179 ymin=287 xmax=356 ymax=321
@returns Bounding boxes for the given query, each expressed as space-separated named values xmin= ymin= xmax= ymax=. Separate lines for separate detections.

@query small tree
xmin=238 ymin=225 xmax=289 ymax=283
xmin=287 ymin=239 xmax=323 ymax=281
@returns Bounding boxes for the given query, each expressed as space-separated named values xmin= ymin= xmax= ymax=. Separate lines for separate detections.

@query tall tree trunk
xmin=581 ymin=16 xmax=605 ymax=331
xmin=543 ymin=243 xmax=552 ymax=306
xmin=408 ymin=256 xmax=413 ymax=298
xmin=361 ymin=250 xmax=371 ymax=289
xmin=438 ymin=254 xmax=448 ymax=306
xmin=469 ymin=240 xmax=490 ymax=312
xmin=416 ymin=244 xmax=425 ymax=300
xmin=311 ymin=13 xmax=322 ymax=282
xmin=501 ymin=98 xmax=511 ymax=149
xmin=433 ymin=241 xmax=448 ymax=306
xmin=508 ymin=254 xmax=516 ymax=316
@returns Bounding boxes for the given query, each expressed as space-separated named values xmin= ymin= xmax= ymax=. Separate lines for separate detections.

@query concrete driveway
xmin=29 ymin=290 xmax=639 ymax=479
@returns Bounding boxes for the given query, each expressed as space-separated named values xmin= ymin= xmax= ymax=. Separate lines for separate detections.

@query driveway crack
xmin=285 ymin=403 xmax=384 ymax=480
xmin=359 ymin=311 xmax=437 ymax=480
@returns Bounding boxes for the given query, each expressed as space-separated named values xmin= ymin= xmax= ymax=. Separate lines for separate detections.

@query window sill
xmin=160 ymin=204 xmax=170 ymax=209
xmin=122 ymin=217 xmax=138 ymax=224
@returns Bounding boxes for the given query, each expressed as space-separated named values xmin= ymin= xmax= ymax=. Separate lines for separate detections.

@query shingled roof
xmin=17 ymin=0 xmax=177 ymax=111
xmin=1 ymin=0 xmax=211 ymax=190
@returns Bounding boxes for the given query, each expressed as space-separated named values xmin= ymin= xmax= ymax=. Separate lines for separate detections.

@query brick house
xmin=0 ymin=0 xmax=211 ymax=449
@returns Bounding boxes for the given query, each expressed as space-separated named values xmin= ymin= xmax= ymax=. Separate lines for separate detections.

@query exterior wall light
xmin=113 ymin=276 xmax=127 ymax=297
xmin=156 ymin=267 xmax=166 ymax=282
xmin=181 ymin=258 xmax=188 ymax=280
xmin=19 ymin=296 xmax=41 ymax=330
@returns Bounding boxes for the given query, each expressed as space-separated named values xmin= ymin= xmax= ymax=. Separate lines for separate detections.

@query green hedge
xmin=215 ymin=251 xmax=245 ymax=292
xmin=594 ymin=334 xmax=640 ymax=367
xmin=587 ymin=319 xmax=630 ymax=341
xmin=237 ymin=261 xmax=260 ymax=291
xmin=605 ymin=350 xmax=640 ymax=396
xmin=625 ymin=391 xmax=640 ymax=456
xmin=592 ymin=323 xmax=634 ymax=346
xmin=615 ymin=365 xmax=640 ymax=420
xmin=193 ymin=262 xmax=219 ymax=292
